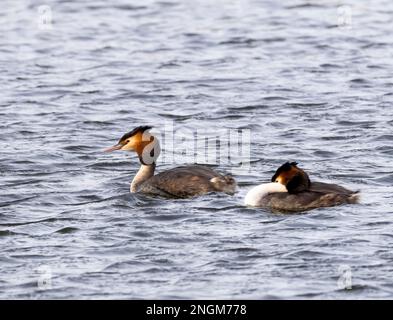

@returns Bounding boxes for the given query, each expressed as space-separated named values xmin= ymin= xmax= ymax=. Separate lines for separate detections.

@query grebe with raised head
xmin=105 ymin=126 xmax=236 ymax=198
xmin=245 ymin=162 xmax=359 ymax=212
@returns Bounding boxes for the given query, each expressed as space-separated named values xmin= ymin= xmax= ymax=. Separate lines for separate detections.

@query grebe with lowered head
xmin=245 ymin=162 xmax=359 ymax=212
xmin=104 ymin=126 xmax=236 ymax=198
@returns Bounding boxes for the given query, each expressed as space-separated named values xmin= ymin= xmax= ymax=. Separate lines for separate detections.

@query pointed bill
xmin=103 ymin=143 xmax=123 ymax=152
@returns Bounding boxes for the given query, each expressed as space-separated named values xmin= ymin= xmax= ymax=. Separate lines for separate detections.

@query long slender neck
xmin=130 ymin=163 xmax=156 ymax=192
xmin=245 ymin=182 xmax=287 ymax=206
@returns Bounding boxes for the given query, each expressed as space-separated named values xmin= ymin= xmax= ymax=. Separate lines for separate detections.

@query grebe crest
xmin=271 ymin=161 xmax=311 ymax=193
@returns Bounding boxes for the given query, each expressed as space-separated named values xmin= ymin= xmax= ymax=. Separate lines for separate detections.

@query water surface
xmin=1 ymin=0 xmax=393 ymax=299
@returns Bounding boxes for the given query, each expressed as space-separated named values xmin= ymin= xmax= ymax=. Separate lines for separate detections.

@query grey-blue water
xmin=1 ymin=0 xmax=393 ymax=299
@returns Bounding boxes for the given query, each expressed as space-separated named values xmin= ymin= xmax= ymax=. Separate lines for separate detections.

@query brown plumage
xmin=266 ymin=162 xmax=359 ymax=212
xmin=139 ymin=165 xmax=236 ymax=198
xmin=105 ymin=126 xmax=236 ymax=198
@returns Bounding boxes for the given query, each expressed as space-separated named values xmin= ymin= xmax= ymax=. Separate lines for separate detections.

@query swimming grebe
xmin=105 ymin=126 xmax=236 ymax=198
xmin=245 ymin=162 xmax=359 ymax=212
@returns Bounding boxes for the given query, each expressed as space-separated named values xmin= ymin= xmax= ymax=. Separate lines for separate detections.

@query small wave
xmin=54 ymin=227 xmax=79 ymax=234
xmin=143 ymin=214 xmax=190 ymax=222
xmin=0 ymin=230 xmax=17 ymax=237
xmin=372 ymin=174 xmax=393 ymax=184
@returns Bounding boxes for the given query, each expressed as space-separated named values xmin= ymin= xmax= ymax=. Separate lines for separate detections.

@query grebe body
xmin=105 ymin=126 xmax=236 ymax=198
xmin=245 ymin=162 xmax=359 ymax=212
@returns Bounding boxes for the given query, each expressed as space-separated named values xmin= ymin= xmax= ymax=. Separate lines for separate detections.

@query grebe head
xmin=104 ymin=126 xmax=160 ymax=165
xmin=271 ymin=162 xmax=311 ymax=194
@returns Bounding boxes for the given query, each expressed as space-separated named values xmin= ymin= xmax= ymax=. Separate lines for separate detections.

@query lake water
xmin=1 ymin=0 xmax=393 ymax=299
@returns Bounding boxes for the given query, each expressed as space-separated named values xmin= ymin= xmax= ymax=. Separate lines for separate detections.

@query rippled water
xmin=1 ymin=0 xmax=393 ymax=299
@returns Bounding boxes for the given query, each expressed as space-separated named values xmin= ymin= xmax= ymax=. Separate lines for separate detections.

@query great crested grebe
xmin=245 ymin=162 xmax=359 ymax=212
xmin=104 ymin=126 xmax=236 ymax=198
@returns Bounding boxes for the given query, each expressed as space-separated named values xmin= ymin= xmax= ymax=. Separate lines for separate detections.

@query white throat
xmin=130 ymin=163 xmax=155 ymax=193
xmin=244 ymin=182 xmax=287 ymax=207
